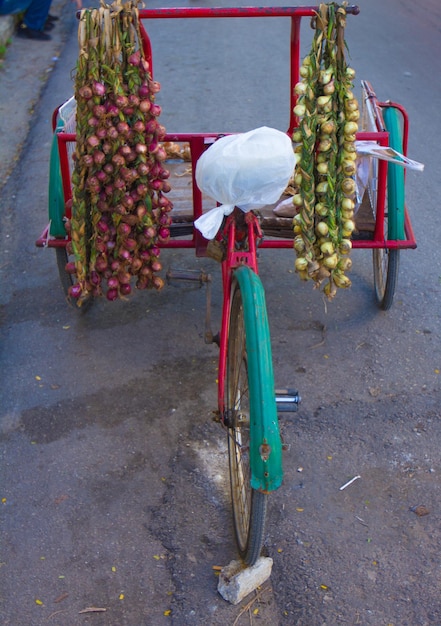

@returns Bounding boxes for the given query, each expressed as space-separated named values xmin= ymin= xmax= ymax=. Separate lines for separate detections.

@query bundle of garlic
xmin=292 ymin=2 xmax=359 ymax=300
xmin=69 ymin=0 xmax=172 ymax=304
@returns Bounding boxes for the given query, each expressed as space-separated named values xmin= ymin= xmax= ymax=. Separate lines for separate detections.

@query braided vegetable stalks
xmin=292 ymin=2 xmax=359 ymax=300
xmin=69 ymin=0 xmax=172 ymax=304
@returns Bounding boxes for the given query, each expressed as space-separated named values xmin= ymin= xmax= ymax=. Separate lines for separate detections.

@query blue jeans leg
xmin=0 ymin=0 xmax=32 ymax=15
xmin=23 ymin=0 xmax=52 ymax=31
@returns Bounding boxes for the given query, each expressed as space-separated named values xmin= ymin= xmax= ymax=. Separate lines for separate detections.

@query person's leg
xmin=0 ymin=0 xmax=32 ymax=15
xmin=22 ymin=0 xmax=52 ymax=31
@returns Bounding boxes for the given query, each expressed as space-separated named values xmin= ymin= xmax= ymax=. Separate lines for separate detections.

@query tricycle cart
xmin=36 ymin=5 xmax=417 ymax=566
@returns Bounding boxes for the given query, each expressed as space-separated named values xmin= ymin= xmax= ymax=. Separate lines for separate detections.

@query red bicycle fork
xmin=216 ymin=211 xmax=262 ymax=419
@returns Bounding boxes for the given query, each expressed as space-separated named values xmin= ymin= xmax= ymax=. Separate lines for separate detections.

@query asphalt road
xmin=1 ymin=1 xmax=441 ymax=625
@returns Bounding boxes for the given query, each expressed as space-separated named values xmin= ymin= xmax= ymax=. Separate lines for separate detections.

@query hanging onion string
xmin=69 ymin=0 xmax=172 ymax=304
xmin=292 ymin=2 xmax=359 ymax=300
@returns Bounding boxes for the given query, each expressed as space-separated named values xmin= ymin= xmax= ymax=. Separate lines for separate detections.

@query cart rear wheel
xmin=226 ymin=278 xmax=267 ymax=566
xmin=56 ymin=247 xmax=73 ymax=297
xmin=373 ymin=106 xmax=404 ymax=310
xmin=373 ymin=248 xmax=400 ymax=311
xmin=56 ymin=247 xmax=92 ymax=312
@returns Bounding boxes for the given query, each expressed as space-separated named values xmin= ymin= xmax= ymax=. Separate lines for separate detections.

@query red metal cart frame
xmin=37 ymin=4 xmax=416 ymax=259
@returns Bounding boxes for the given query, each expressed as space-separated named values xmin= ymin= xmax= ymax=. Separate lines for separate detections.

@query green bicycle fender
xmin=235 ymin=265 xmax=283 ymax=493
xmin=48 ymin=120 xmax=67 ymax=238
xmin=383 ymin=106 xmax=406 ymax=241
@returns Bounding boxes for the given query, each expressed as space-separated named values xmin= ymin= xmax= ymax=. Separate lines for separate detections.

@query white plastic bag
xmin=195 ymin=126 xmax=296 ymax=239
xmin=355 ymin=140 xmax=424 ymax=172
xmin=354 ymin=140 xmax=424 ymax=213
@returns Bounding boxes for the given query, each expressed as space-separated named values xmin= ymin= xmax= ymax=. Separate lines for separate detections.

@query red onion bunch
xmin=69 ymin=1 xmax=172 ymax=303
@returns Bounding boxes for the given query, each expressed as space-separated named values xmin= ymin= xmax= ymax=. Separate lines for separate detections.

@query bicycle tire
xmin=56 ymin=247 xmax=73 ymax=297
xmin=226 ymin=266 xmax=281 ymax=565
xmin=383 ymin=106 xmax=406 ymax=241
xmin=48 ymin=123 xmax=69 ymax=238
xmin=56 ymin=247 xmax=92 ymax=312
xmin=373 ymin=247 xmax=399 ymax=311
xmin=373 ymin=106 xmax=404 ymax=310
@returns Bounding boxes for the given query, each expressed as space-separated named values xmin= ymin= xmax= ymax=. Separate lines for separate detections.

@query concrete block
xmin=0 ymin=16 xmax=15 ymax=48
xmin=217 ymin=557 xmax=273 ymax=605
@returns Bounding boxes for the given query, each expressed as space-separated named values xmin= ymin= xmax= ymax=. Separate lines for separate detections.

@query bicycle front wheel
xmin=226 ymin=274 xmax=270 ymax=566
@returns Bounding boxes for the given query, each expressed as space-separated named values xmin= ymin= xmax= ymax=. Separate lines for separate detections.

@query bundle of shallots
xmin=292 ymin=2 xmax=359 ymax=300
xmin=69 ymin=0 xmax=172 ymax=304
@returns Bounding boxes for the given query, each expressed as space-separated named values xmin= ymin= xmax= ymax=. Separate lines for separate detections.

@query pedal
xmin=165 ymin=268 xmax=211 ymax=286
xmin=165 ymin=268 xmax=218 ymax=346
xmin=275 ymin=388 xmax=301 ymax=413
